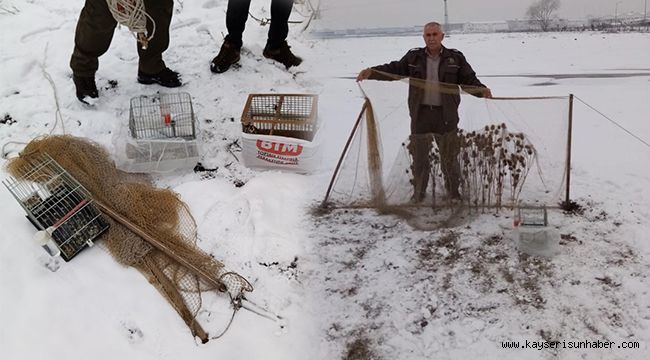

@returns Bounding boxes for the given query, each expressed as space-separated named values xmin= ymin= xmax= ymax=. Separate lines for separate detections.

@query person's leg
xmin=409 ymin=106 xmax=438 ymax=202
xmin=211 ymin=0 xmax=251 ymax=73
xmin=262 ymin=0 xmax=301 ymax=68
xmin=434 ymin=130 xmax=461 ymax=198
xmin=138 ymin=0 xmax=174 ymax=75
xmin=266 ymin=0 xmax=293 ymax=49
xmin=224 ymin=0 xmax=252 ymax=49
xmin=70 ymin=0 xmax=117 ymax=77
xmin=137 ymin=0 xmax=181 ymax=87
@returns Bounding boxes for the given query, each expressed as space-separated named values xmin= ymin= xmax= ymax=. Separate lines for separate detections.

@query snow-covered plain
xmin=1 ymin=1 xmax=650 ymax=359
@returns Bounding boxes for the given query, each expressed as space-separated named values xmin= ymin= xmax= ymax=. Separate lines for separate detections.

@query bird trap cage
xmin=2 ymin=154 xmax=109 ymax=261
xmin=513 ymin=206 xmax=558 ymax=257
xmin=124 ymin=92 xmax=199 ymax=173
xmin=241 ymin=94 xmax=318 ymax=141
xmin=240 ymin=94 xmax=321 ymax=173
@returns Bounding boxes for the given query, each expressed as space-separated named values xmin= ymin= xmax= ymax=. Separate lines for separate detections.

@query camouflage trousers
xmin=70 ymin=0 xmax=173 ymax=77
xmin=409 ymin=105 xmax=461 ymax=201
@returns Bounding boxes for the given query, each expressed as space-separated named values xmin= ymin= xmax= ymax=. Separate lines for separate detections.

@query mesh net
xmin=324 ymin=77 xmax=571 ymax=227
xmin=5 ymin=135 xmax=252 ymax=342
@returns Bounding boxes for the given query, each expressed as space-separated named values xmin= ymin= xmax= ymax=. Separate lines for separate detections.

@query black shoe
xmin=263 ymin=41 xmax=302 ymax=69
xmin=210 ymin=41 xmax=241 ymax=74
xmin=72 ymin=75 xmax=98 ymax=104
xmin=137 ymin=67 xmax=182 ymax=87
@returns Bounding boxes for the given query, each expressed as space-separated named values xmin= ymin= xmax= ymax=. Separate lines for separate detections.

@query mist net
xmin=324 ymin=76 xmax=571 ymax=215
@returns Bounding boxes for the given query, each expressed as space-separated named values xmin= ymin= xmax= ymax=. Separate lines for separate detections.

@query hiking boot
xmin=137 ymin=67 xmax=182 ymax=87
xmin=73 ymin=75 xmax=98 ymax=104
xmin=210 ymin=41 xmax=241 ymax=74
xmin=263 ymin=41 xmax=302 ymax=69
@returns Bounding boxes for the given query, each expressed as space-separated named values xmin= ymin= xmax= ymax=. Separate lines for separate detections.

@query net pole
xmin=565 ymin=94 xmax=574 ymax=205
xmin=322 ymin=101 xmax=368 ymax=205
xmin=94 ymin=200 xmax=228 ymax=292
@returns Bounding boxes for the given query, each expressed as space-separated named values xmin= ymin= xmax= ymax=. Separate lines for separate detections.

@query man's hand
xmin=482 ymin=87 xmax=493 ymax=98
xmin=356 ymin=68 xmax=372 ymax=82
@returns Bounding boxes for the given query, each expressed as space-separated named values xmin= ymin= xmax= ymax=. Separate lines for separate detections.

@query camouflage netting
xmin=323 ymin=72 xmax=572 ymax=230
xmin=5 ymin=135 xmax=252 ymax=342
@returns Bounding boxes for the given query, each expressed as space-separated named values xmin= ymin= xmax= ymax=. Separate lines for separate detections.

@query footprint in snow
xmin=121 ymin=321 xmax=144 ymax=344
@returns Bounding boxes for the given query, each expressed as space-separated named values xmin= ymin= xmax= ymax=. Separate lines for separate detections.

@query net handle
xmin=322 ymin=99 xmax=369 ymax=205
xmin=94 ymin=200 xmax=247 ymax=295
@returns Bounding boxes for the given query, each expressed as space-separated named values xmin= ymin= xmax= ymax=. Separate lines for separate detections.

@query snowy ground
xmin=1 ymin=1 xmax=650 ymax=359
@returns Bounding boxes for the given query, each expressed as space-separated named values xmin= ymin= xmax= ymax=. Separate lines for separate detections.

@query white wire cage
xmin=2 ymin=154 xmax=109 ymax=261
xmin=129 ymin=92 xmax=197 ymax=140
xmin=124 ymin=92 xmax=199 ymax=173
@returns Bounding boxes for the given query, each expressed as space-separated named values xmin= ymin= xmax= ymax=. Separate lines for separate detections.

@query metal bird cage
xmin=129 ymin=92 xmax=196 ymax=140
xmin=515 ymin=206 xmax=548 ymax=227
xmin=2 ymin=154 xmax=109 ymax=261
xmin=125 ymin=92 xmax=199 ymax=173
xmin=241 ymin=94 xmax=318 ymax=141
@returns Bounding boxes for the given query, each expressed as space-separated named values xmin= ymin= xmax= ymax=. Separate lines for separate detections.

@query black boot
xmin=72 ymin=75 xmax=98 ymax=104
xmin=137 ymin=67 xmax=182 ymax=87
xmin=263 ymin=41 xmax=302 ymax=69
xmin=210 ymin=41 xmax=241 ymax=74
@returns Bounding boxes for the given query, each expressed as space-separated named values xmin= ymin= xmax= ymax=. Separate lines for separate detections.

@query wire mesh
xmin=129 ymin=92 xmax=196 ymax=140
xmin=241 ymin=94 xmax=318 ymax=140
xmin=2 ymin=153 xmax=109 ymax=261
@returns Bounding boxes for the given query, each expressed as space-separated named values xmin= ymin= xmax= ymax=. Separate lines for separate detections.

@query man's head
xmin=422 ymin=22 xmax=444 ymax=54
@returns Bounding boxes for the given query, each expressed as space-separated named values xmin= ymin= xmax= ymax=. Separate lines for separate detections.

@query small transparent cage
xmin=125 ymin=92 xmax=199 ymax=173
xmin=2 ymin=154 xmax=109 ymax=261
xmin=513 ymin=206 xmax=558 ymax=257
xmin=241 ymin=94 xmax=318 ymax=141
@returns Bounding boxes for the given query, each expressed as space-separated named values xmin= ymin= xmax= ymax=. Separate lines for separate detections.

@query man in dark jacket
xmin=357 ymin=21 xmax=492 ymax=202
xmin=70 ymin=0 xmax=181 ymax=104
xmin=210 ymin=0 xmax=302 ymax=74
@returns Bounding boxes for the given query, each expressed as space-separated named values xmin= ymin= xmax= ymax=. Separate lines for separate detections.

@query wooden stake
xmin=565 ymin=94 xmax=574 ymax=205
xmin=322 ymin=101 xmax=368 ymax=205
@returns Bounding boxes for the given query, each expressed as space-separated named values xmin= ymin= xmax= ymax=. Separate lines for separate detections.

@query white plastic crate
xmin=241 ymin=133 xmax=321 ymax=173
xmin=513 ymin=207 xmax=558 ymax=257
xmin=121 ymin=138 xmax=199 ymax=173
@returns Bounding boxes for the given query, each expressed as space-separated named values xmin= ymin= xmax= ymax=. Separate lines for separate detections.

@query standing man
xmin=70 ymin=0 xmax=182 ymax=104
xmin=357 ymin=21 xmax=492 ymax=202
xmin=210 ymin=0 xmax=302 ymax=73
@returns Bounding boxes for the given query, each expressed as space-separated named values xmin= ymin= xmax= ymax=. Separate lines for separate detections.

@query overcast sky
xmin=317 ymin=0 xmax=646 ymax=29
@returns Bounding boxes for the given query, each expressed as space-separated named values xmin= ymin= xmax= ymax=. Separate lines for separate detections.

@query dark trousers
xmin=70 ymin=0 xmax=173 ymax=77
xmin=224 ymin=0 xmax=294 ymax=49
xmin=409 ymin=105 xmax=461 ymax=199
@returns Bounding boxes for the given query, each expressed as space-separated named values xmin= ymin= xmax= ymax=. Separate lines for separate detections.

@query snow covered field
xmin=1 ymin=1 xmax=650 ymax=359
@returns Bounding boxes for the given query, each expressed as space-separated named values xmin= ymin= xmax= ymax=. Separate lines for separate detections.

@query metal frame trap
xmin=2 ymin=154 xmax=109 ymax=261
xmin=241 ymin=94 xmax=318 ymax=141
xmin=125 ymin=92 xmax=199 ymax=172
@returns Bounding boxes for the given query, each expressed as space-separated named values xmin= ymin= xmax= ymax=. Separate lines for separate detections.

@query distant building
xmin=506 ymin=19 xmax=543 ymax=32
xmin=462 ymin=21 xmax=509 ymax=33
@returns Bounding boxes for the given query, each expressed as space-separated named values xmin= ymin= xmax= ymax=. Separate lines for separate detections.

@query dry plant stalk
xmin=455 ymin=123 xmax=536 ymax=209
